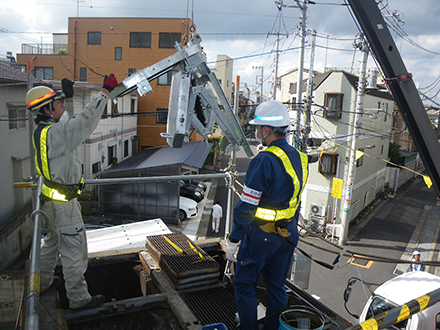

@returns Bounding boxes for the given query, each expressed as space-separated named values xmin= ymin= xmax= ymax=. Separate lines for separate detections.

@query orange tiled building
xmin=17 ymin=17 xmax=201 ymax=149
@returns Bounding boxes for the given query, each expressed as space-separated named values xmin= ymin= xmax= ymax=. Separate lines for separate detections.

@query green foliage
xmin=56 ymin=49 xmax=67 ymax=55
xmin=388 ymin=142 xmax=401 ymax=165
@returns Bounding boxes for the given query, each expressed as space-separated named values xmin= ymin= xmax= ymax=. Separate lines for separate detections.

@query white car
xmin=179 ymin=196 xmax=198 ymax=221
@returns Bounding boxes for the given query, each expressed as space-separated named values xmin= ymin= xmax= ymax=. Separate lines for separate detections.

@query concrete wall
xmin=0 ymin=204 xmax=33 ymax=270
xmin=0 ymin=84 xmax=32 ymax=225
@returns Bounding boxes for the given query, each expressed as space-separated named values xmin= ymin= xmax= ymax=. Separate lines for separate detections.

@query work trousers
xmin=40 ymin=198 xmax=92 ymax=309
xmin=234 ymin=225 xmax=297 ymax=330
xmin=212 ymin=216 xmax=221 ymax=232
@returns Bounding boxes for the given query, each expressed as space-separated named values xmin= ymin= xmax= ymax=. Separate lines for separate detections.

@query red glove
xmin=102 ymin=74 xmax=118 ymax=92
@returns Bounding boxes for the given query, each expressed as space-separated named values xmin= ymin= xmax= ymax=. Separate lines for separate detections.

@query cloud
xmin=1 ymin=0 xmax=440 ymax=103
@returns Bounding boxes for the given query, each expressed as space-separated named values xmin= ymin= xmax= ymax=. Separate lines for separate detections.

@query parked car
xmin=184 ymin=179 xmax=207 ymax=191
xmin=179 ymin=196 xmax=198 ymax=221
xmin=180 ymin=180 xmax=204 ymax=203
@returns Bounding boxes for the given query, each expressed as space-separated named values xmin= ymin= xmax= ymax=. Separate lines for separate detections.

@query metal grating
xmin=146 ymin=233 xmax=220 ymax=289
xmin=180 ymin=284 xmax=238 ymax=330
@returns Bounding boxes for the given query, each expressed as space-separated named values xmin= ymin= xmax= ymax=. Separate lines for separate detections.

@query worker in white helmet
xmin=26 ymin=74 xmax=118 ymax=310
xmin=408 ymin=251 xmax=426 ymax=272
xmin=226 ymin=100 xmax=309 ymax=329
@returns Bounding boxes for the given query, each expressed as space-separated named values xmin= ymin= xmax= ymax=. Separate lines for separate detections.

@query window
xmin=363 ymin=191 xmax=369 ymax=207
xmin=115 ymin=47 xmax=122 ymax=60
xmin=92 ymin=161 xmax=101 ymax=174
xmin=8 ymin=104 xmax=26 ymax=130
xmin=130 ymin=32 xmax=151 ymax=48
xmin=87 ymin=32 xmax=101 ymax=45
xmin=159 ymin=33 xmax=181 ymax=48
xmin=34 ymin=67 xmax=53 ymax=80
xmin=130 ymin=97 xmax=136 ymax=113
xmin=111 ymin=101 xmax=118 ymax=117
xmin=319 ymin=152 xmax=338 ymax=175
xmin=128 ymin=68 xmax=136 ymax=76
xmin=324 ymin=93 xmax=343 ymax=119
xmin=108 ymin=145 xmax=115 ymax=165
xmin=356 ymin=148 xmax=364 ymax=167
xmin=384 ymin=103 xmax=389 ymax=122
xmin=156 ymin=108 xmax=168 ymax=124
xmin=124 ymin=140 xmax=129 ymax=158
xmin=158 ymin=70 xmax=175 ymax=85
xmin=80 ymin=67 xmax=87 ymax=81
xmin=108 ymin=146 xmax=115 ymax=165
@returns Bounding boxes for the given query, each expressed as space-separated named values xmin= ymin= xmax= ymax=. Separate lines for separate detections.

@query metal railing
xmin=21 ymin=44 xmax=68 ymax=55
xmin=24 ymin=176 xmax=46 ymax=330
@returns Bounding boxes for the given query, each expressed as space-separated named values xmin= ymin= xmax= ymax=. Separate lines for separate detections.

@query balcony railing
xmin=21 ymin=43 xmax=68 ymax=55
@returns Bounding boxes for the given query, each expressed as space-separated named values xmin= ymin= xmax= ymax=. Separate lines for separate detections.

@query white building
xmin=289 ymin=70 xmax=395 ymax=236
xmin=47 ymin=80 xmax=138 ymax=195
xmin=0 ymin=63 xmax=137 ymax=269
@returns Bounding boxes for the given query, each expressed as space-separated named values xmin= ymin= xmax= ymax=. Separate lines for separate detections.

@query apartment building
xmin=16 ymin=17 xmax=198 ymax=149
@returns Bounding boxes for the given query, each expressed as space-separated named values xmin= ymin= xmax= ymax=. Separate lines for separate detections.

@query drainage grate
xmin=180 ymin=284 xmax=238 ymax=330
xmin=146 ymin=233 xmax=220 ymax=289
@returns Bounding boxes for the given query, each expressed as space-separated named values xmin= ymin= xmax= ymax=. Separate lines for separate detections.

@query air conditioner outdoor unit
xmin=310 ymin=203 xmax=326 ymax=217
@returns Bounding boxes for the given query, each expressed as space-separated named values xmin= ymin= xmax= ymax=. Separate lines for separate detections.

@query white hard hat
xmin=413 ymin=251 xmax=420 ymax=256
xmin=249 ymin=100 xmax=290 ymax=127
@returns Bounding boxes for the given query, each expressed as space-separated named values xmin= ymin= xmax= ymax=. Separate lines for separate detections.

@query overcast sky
xmin=1 ymin=0 xmax=440 ymax=104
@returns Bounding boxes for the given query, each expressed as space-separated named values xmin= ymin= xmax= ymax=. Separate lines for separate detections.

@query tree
xmin=388 ymin=142 xmax=401 ymax=165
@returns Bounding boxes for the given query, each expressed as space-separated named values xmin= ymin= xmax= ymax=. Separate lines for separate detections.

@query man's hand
xmin=61 ymin=78 xmax=74 ymax=98
xmin=102 ymin=74 xmax=118 ymax=92
xmin=225 ymin=239 xmax=240 ymax=262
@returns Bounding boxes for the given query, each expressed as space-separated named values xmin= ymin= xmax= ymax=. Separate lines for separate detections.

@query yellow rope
xmin=329 ymin=141 xmax=432 ymax=188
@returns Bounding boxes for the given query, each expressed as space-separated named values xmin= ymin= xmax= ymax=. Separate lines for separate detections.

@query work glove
xmin=61 ymin=78 xmax=74 ymax=98
xmin=102 ymin=73 xmax=118 ymax=92
xmin=225 ymin=239 xmax=240 ymax=263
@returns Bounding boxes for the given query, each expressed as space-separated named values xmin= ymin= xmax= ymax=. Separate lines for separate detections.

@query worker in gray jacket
xmin=26 ymin=74 xmax=118 ymax=310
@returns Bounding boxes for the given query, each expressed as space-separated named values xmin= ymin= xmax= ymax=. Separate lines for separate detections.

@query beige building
xmin=211 ymin=54 xmax=234 ymax=103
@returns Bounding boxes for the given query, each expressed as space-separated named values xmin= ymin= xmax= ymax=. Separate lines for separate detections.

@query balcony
xmin=20 ymin=43 xmax=68 ymax=55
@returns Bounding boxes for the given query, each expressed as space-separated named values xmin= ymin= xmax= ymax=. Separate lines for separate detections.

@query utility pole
xmin=339 ymin=37 xmax=368 ymax=245
xmin=300 ymin=29 xmax=316 ymax=152
xmin=273 ymin=31 xmax=280 ymax=100
xmin=253 ymin=66 xmax=264 ymax=102
xmin=295 ymin=0 xmax=307 ymax=148
xmin=225 ymin=76 xmax=240 ymax=238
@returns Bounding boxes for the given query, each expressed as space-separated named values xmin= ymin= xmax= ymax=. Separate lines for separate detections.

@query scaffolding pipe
xmin=24 ymin=176 xmax=45 ymax=330
xmin=83 ymin=172 xmax=246 ymax=186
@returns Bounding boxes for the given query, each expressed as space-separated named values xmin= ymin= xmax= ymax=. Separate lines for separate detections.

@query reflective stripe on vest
xmin=254 ymin=146 xmax=308 ymax=221
xmin=33 ymin=124 xmax=51 ymax=179
xmin=33 ymin=124 xmax=82 ymax=202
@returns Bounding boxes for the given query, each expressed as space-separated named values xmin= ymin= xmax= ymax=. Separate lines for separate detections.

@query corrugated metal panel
xmin=86 ymin=219 xmax=171 ymax=253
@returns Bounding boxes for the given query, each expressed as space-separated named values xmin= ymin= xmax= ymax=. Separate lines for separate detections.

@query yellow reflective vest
xmin=33 ymin=124 xmax=82 ymax=202
xmin=254 ymin=146 xmax=308 ymax=221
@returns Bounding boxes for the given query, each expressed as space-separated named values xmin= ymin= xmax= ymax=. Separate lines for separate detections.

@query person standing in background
xmin=212 ymin=201 xmax=223 ymax=234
